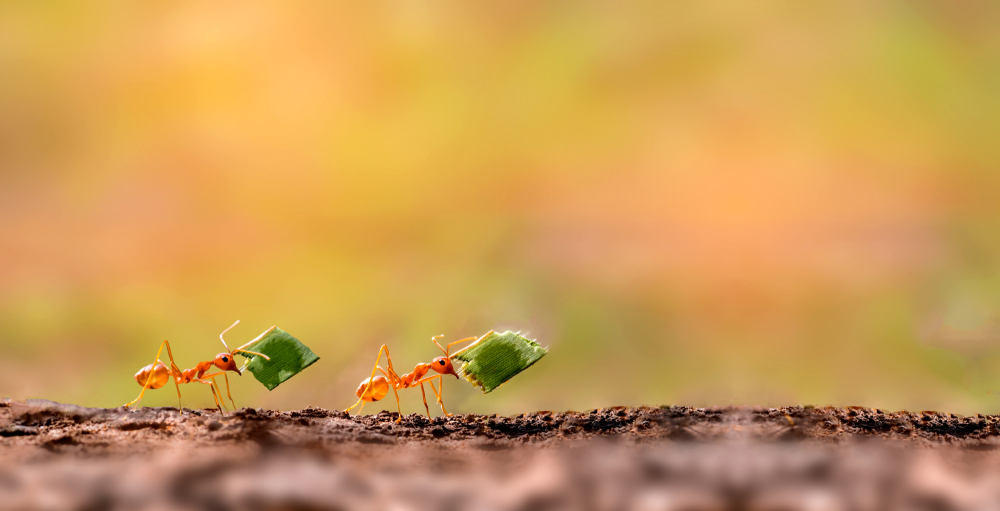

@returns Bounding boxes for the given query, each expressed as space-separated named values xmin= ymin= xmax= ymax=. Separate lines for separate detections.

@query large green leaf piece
xmin=237 ymin=327 xmax=319 ymax=391
xmin=451 ymin=331 xmax=546 ymax=394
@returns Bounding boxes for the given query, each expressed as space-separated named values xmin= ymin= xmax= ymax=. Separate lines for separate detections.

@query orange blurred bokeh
xmin=2 ymin=2 xmax=1000 ymax=414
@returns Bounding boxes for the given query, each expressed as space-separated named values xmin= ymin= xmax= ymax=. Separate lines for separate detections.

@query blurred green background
xmin=2 ymin=1 xmax=1000 ymax=415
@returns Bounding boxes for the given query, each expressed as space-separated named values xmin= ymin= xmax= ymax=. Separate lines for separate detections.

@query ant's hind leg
xmin=126 ymin=340 xmax=172 ymax=410
xmin=345 ymin=398 xmax=365 ymax=414
xmin=345 ymin=345 xmax=389 ymax=414
xmin=346 ymin=345 xmax=404 ymax=422
xmin=158 ymin=340 xmax=185 ymax=412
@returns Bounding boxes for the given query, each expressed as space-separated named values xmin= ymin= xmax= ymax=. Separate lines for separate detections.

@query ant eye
xmin=438 ymin=360 xmax=446 ymax=365
xmin=222 ymin=356 xmax=229 ymax=363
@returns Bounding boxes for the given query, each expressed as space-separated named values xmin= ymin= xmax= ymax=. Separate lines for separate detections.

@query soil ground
xmin=4 ymin=399 xmax=1000 ymax=510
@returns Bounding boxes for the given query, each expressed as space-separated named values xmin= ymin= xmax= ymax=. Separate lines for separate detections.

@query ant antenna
xmin=220 ymin=320 xmax=240 ymax=354
xmin=434 ymin=334 xmax=481 ymax=357
xmin=233 ymin=325 xmax=274 ymax=361
xmin=431 ymin=335 xmax=447 ymax=356
xmin=448 ymin=331 xmax=492 ymax=359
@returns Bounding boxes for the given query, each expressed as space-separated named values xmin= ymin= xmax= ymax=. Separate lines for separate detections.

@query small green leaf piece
xmin=451 ymin=331 xmax=546 ymax=394
xmin=238 ymin=328 xmax=319 ymax=391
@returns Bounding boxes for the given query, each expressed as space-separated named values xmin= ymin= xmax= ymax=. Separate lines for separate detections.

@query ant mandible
xmin=124 ymin=320 xmax=272 ymax=413
xmin=345 ymin=332 xmax=491 ymax=421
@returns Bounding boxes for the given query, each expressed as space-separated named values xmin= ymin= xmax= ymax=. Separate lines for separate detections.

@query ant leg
xmin=345 ymin=345 xmax=388 ymax=414
xmin=430 ymin=379 xmax=450 ymax=416
xmin=439 ymin=387 xmax=452 ymax=416
xmin=434 ymin=377 xmax=451 ymax=416
xmin=161 ymin=340 xmax=184 ymax=412
xmin=220 ymin=373 xmax=237 ymax=410
xmin=200 ymin=372 xmax=233 ymax=413
xmin=205 ymin=380 xmax=223 ymax=413
xmin=428 ymin=380 xmax=447 ymax=416
xmin=426 ymin=375 xmax=448 ymax=416
xmin=419 ymin=383 xmax=431 ymax=418
xmin=126 ymin=341 xmax=166 ymax=409
xmin=172 ymin=377 xmax=182 ymax=412
xmin=196 ymin=379 xmax=224 ymax=413
xmin=381 ymin=347 xmax=404 ymax=422
xmin=211 ymin=384 xmax=224 ymax=413
xmin=416 ymin=375 xmax=451 ymax=416
xmin=211 ymin=378 xmax=229 ymax=413
xmin=126 ymin=340 xmax=184 ymax=412
xmin=346 ymin=345 xmax=404 ymax=422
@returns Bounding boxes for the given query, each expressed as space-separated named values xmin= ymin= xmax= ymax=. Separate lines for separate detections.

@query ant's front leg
xmin=416 ymin=375 xmax=452 ymax=416
xmin=223 ymin=373 xmax=236 ymax=410
xmin=195 ymin=378 xmax=226 ymax=413
xmin=201 ymin=371 xmax=236 ymax=411
xmin=428 ymin=379 xmax=451 ymax=416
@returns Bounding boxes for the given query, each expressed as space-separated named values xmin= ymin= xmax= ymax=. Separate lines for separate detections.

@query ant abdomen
xmin=356 ymin=376 xmax=389 ymax=402
xmin=134 ymin=362 xmax=170 ymax=389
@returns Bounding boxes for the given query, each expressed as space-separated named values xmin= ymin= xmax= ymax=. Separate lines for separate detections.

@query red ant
xmin=345 ymin=332 xmax=492 ymax=421
xmin=124 ymin=321 xmax=272 ymax=413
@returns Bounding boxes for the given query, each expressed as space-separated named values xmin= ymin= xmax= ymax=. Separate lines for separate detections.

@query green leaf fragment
xmin=450 ymin=331 xmax=546 ymax=394
xmin=237 ymin=327 xmax=319 ymax=391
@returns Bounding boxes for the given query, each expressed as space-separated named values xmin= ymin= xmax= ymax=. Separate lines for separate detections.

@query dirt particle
xmin=560 ymin=423 xmax=579 ymax=435
xmin=0 ymin=425 xmax=39 ymax=437
xmin=117 ymin=421 xmax=168 ymax=432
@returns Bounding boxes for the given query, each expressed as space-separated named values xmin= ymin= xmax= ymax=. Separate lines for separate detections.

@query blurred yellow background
xmin=2 ymin=1 xmax=1000 ymax=415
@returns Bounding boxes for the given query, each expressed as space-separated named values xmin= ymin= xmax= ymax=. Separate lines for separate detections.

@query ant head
xmin=431 ymin=357 xmax=459 ymax=378
xmin=214 ymin=352 xmax=240 ymax=374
